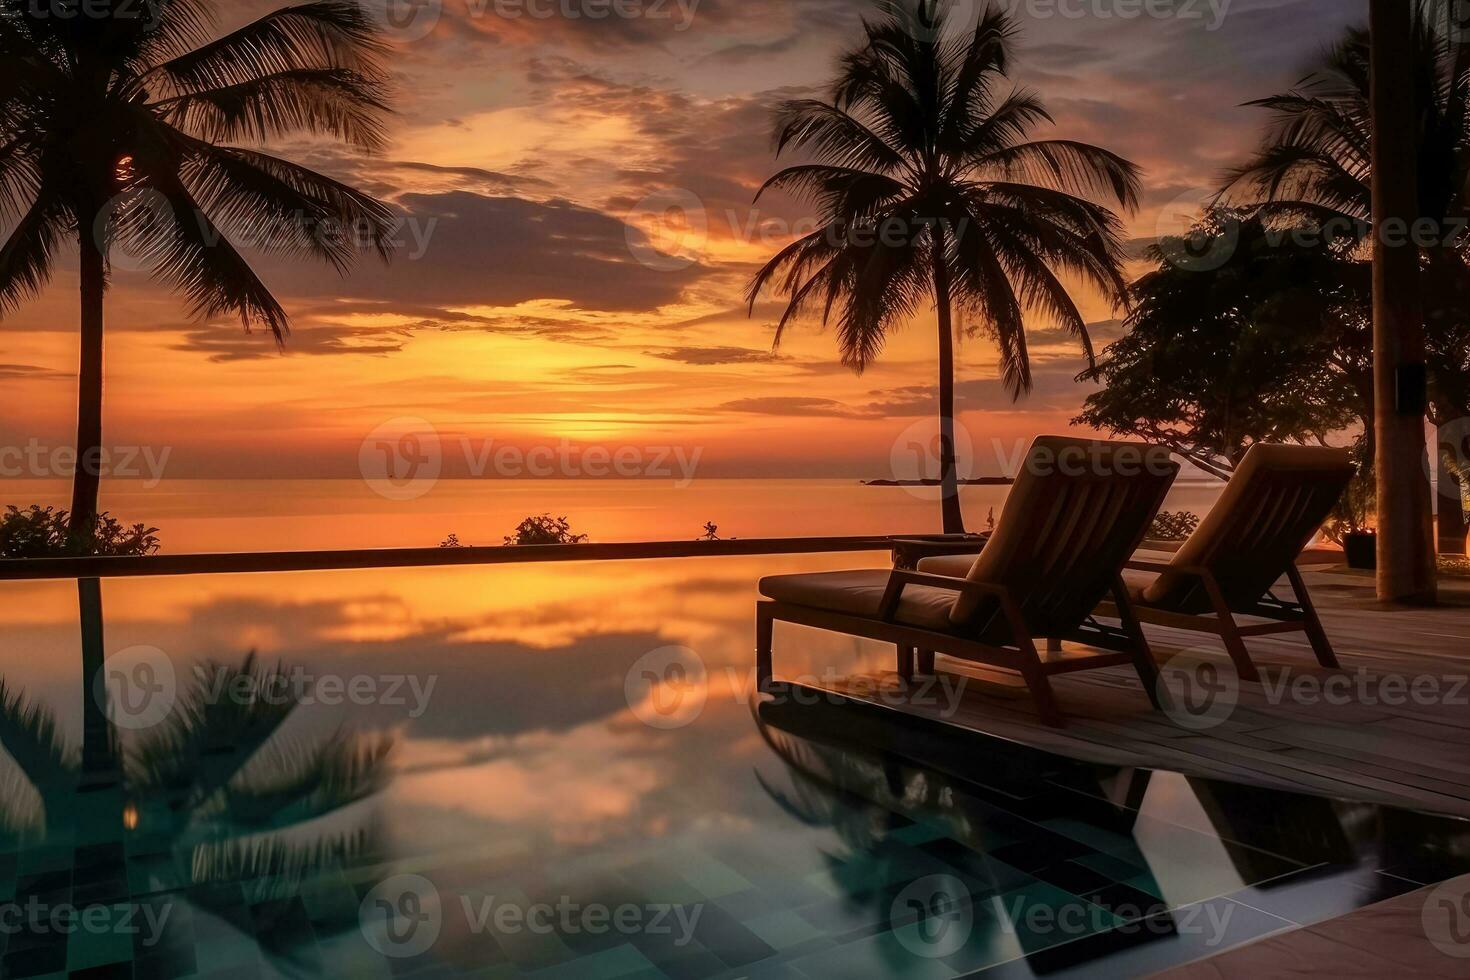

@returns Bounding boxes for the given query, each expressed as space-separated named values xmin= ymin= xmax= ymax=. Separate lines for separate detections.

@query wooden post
xmin=1369 ymin=0 xmax=1437 ymax=603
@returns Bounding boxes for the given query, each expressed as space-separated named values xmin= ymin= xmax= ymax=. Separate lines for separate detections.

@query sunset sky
xmin=0 ymin=0 xmax=1366 ymax=482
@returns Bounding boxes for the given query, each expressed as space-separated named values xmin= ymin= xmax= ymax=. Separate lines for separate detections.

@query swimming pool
xmin=0 ymin=555 xmax=1463 ymax=978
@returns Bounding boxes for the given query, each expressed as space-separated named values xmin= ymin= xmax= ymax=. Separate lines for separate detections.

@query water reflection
xmin=0 ymin=562 xmax=1465 ymax=978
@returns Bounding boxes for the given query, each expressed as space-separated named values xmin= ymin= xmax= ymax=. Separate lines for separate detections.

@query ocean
xmin=0 ymin=477 xmax=1229 ymax=554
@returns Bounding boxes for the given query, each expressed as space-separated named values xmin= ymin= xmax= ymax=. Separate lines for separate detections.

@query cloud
xmin=718 ymin=396 xmax=875 ymax=418
xmin=0 ymin=363 xmax=71 ymax=381
xmin=647 ymin=345 xmax=784 ymax=365
xmin=171 ymin=323 xmax=414 ymax=363
xmin=251 ymin=191 xmax=705 ymax=313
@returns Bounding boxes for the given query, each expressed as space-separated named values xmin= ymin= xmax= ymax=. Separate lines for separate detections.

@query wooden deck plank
xmin=779 ymin=568 xmax=1470 ymax=818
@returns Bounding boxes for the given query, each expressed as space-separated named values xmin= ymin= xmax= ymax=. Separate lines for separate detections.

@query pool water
xmin=0 ymin=556 xmax=1464 ymax=978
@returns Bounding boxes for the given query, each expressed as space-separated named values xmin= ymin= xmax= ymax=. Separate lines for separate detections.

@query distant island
xmin=863 ymin=477 xmax=1015 ymax=487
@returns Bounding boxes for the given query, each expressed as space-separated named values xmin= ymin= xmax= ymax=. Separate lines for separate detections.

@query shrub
xmin=503 ymin=515 xmax=588 ymax=546
xmin=1148 ymin=510 xmax=1201 ymax=542
xmin=1320 ymin=471 xmax=1374 ymax=544
xmin=0 ymin=505 xmax=161 ymax=558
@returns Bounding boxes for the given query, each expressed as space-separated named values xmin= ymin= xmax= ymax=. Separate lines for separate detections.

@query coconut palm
xmin=747 ymin=0 xmax=1139 ymax=532
xmin=1220 ymin=0 xmax=1470 ymax=553
xmin=0 ymin=1 xmax=396 ymax=537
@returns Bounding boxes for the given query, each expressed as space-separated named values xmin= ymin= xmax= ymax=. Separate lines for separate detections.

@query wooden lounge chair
xmin=756 ymin=436 xmax=1180 ymax=726
xmin=921 ymin=443 xmax=1356 ymax=683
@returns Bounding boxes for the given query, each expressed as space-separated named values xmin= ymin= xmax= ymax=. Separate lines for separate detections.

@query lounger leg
xmin=1201 ymin=575 xmax=1261 ymax=683
xmin=1046 ymin=637 xmax=1063 ymax=653
xmin=1287 ymin=565 xmax=1341 ymax=669
xmin=896 ymin=645 xmax=915 ymax=680
xmin=1113 ymin=577 xmax=1162 ymax=710
xmin=756 ymin=602 xmax=775 ymax=693
xmin=1022 ymin=662 xmax=1064 ymax=728
xmin=917 ymin=649 xmax=935 ymax=675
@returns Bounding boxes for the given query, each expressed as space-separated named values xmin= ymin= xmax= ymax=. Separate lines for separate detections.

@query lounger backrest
xmin=1141 ymin=444 xmax=1356 ymax=613
xmin=951 ymin=436 xmax=1179 ymax=637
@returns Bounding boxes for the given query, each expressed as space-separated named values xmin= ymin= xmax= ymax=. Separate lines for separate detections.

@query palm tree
xmin=1220 ymin=0 xmax=1469 ymax=559
xmin=0 ymin=1 xmax=396 ymax=538
xmin=746 ymin=0 xmax=1139 ymax=533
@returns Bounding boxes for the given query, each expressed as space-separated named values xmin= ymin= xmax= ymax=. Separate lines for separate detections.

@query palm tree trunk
xmin=1439 ymin=419 xmax=1469 ymax=556
xmin=931 ymin=224 xmax=965 ymax=535
xmin=1369 ymin=0 xmax=1437 ymax=602
xmin=69 ymin=212 xmax=106 ymax=541
xmin=78 ymin=577 xmax=118 ymax=779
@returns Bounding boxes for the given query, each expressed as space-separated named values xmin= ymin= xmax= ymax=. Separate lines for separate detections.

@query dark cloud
xmin=251 ymin=191 xmax=704 ymax=313
xmin=718 ymin=396 xmax=874 ymax=418
xmin=0 ymin=363 xmax=71 ymax=381
xmin=172 ymin=324 xmax=413 ymax=363
xmin=648 ymin=345 xmax=783 ymax=365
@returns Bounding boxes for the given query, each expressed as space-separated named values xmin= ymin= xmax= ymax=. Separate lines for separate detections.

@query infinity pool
xmin=0 ymin=556 xmax=1464 ymax=978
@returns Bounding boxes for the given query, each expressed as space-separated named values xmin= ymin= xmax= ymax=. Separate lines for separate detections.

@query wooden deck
xmin=1154 ymin=874 xmax=1470 ymax=978
xmin=800 ymin=561 xmax=1470 ymax=819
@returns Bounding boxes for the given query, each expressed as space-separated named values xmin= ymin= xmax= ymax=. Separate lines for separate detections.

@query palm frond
xmin=154 ymin=67 xmax=392 ymax=151
xmin=975 ymin=139 xmax=1142 ymax=210
xmin=144 ymin=1 xmax=388 ymax=99
xmin=0 ymin=190 xmax=68 ymax=316
xmin=180 ymin=141 xmax=397 ymax=268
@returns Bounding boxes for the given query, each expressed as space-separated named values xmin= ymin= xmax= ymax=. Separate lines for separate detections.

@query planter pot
xmin=1344 ymin=532 xmax=1377 ymax=570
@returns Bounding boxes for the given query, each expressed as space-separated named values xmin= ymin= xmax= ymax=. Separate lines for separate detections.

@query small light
xmin=123 ymin=802 xmax=140 ymax=831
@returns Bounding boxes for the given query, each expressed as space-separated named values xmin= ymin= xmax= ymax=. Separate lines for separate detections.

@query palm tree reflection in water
xmin=0 ymin=583 xmax=394 ymax=972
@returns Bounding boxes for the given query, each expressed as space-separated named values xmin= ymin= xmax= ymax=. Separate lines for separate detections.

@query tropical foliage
xmin=0 ymin=0 xmax=395 ymax=535
xmin=748 ymin=0 xmax=1138 ymax=531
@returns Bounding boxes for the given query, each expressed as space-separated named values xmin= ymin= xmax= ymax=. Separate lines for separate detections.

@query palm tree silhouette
xmin=1220 ymin=0 xmax=1470 ymax=553
xmin=0 ymin=1 xmax=396 ymax=536
xmin=747 ymin=0 xmax=1139 ymax=532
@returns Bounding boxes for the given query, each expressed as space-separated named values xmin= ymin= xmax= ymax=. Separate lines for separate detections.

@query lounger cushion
xmin=915 ymin=554 xmax=979 ymax=578
xmin=1140 ymin=444 xmax=1355 ymax=613
xmin=759 ymin=570 xmax=958 ymax=633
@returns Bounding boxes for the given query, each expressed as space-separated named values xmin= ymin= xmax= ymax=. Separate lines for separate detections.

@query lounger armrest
xmin=1125 ymin=558 xmax=1213 ymax=578
xmin=1124 ymin=558 xmax=1172 ymax=574
xmin=878 ymin=570 xmax=1012 ymax=622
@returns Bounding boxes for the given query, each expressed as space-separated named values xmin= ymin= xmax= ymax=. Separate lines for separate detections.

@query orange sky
xmin=0 ymin=0 xmax=1366 ymax=482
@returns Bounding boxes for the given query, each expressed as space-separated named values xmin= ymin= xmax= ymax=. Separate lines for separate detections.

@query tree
xmin=0 ymin=0 xmax=396 ymax=537
xmin=747 ymin=0 xmax=1138 ymax=533
xmin=1222 ymin=0 xmax=1466 ymax=565
xmin=1077 ymin=210 xmax=1368 ymax=479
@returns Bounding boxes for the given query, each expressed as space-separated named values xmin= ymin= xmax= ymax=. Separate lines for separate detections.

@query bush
xmin=0 ymin=505 xmax=160 ymax=558
xmin=503 ymin=515 xmax=588 ymax=547
xmin=1320 ymin=470 xmax=1374 ymax=545
xmin=1148 ymin=511 xmax=1201 ymax=542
